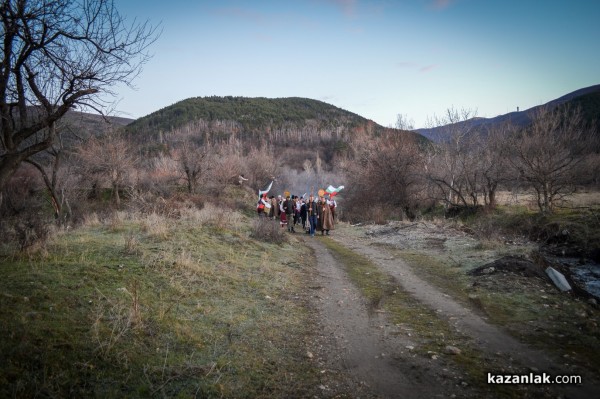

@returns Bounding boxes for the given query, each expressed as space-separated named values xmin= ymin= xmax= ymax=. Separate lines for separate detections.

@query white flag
xmin=258 ymin=180 xmax=273 ymax=196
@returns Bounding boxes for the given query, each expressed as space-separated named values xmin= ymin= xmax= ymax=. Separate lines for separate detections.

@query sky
xmin=113 ymin=0 xmax=600 ymax=129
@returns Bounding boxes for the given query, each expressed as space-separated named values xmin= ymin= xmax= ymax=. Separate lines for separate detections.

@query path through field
xmin=304 ymin=231 xmax=599 ymax=398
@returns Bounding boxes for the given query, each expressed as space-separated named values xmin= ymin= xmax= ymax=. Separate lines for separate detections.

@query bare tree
xmin=77 ymin=131 xmax=136 ymax=207
xmin=175 ymin=139 xmax=209 ymax=194
xmin=395 ymin=113 xmax=415 ymax=130
xmin=424 ymin=107 xmax=479 ymax=209
xmin=476 ymin=125 xmax=512 ymax=208
xmin=0 ymin=0 xmax=158 ymax=197
xmin=345 ymin=130 xmax=424 ymax=220
xmin=506 ymin=106 xmax=592 ymax=213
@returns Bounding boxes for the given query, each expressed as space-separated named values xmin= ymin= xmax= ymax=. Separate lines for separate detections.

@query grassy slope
xmin=0 ymin=209 xmax=318 ymax=398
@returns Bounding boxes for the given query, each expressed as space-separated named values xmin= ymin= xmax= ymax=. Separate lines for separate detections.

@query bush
xmin=250 ymin=217 xmax=287 ymax=244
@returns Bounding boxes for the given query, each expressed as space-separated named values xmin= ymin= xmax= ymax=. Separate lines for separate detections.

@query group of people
xmin=257 ymin=193 xmax=336 ymax=236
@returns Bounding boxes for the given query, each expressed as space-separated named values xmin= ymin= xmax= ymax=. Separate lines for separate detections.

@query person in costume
xmin=279 ymin=196 xmax=287 ymax=228
xmin=294 ymin=196 xmax=301 ymax=227
xmin=276 ymin=195 xmax=282 ymax=219
xmin=300 ymin=198 xmax=308 ymax=231
xmin=317 ymin=196 xmax=334 ymax=235
xmin=268 ymin=196 xmax=276 ymax=218
xmin=284 ymin=194 xmax=295 ymax=232
xmin=257 ymin=193 xmax=268 ymax=217
xmin=328 ymin=194 xmax=337 ymax=220
xmin=307 ymin=195 xmax=318 ymax=236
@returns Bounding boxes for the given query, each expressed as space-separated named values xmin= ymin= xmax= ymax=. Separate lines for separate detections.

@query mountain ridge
xmin=66 ymin=85 xmax=599 ymax=147
xmin=416 ymin=84 xmax=600 ymax=141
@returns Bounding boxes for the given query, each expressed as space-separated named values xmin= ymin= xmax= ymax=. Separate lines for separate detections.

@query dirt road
xmin=303 ymin=227 xmax=599 ymax=398
xmin=305 ymin=238 xmax=461 ymax=398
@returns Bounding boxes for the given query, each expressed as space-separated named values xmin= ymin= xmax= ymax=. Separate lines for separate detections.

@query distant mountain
xmin=62 ymin=110 xmax=133 ymax=135
xmin=416 ymin=84 xmax=600 ymax=142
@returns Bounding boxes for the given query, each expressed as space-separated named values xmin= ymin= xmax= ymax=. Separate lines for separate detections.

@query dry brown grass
xmin=493 ymin=190 xmax=600 ymax=208
xmin=141 ymin=212 xmax=171 ymax=239
xmin=0 ymin=205 xmax=319 ymax=398
xmin=179 ymin=202 xmax=244 ymax=232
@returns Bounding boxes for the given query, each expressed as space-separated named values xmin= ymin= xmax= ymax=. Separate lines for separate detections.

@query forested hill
xmin=126 ymin=96 xmax=370 ymax=134
xmin=124 ymin=96 xmax=424 ymax=161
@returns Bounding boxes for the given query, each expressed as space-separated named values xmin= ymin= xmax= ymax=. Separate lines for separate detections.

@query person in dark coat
xmin=317 ymin=196 xmax=334 ymax=235
xmin=300 ymin=198 xmax=308 ymax=231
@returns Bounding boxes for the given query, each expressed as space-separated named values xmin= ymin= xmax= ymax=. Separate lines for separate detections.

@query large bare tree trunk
xmin=0 ymin=0 xmax=157 ymax=191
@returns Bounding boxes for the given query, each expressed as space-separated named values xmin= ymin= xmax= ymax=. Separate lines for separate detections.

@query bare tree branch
xmin=0 ymin=0 xmax=159 ymax=190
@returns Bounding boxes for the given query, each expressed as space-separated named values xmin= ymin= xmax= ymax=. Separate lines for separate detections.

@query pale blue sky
xmin=114 ymin=0 xmax=600 ymax=128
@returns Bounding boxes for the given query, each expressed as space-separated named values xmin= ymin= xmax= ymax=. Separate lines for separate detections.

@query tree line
xmin=342 ymin=105 xmax=599 ymax=221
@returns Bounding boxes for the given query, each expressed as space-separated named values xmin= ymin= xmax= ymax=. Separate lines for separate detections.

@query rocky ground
xmin=302 ymin=221 xmax=600 ymax=398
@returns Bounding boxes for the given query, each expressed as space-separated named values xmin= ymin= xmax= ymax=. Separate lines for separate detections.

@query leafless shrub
xmin=250 ymin=217 xmax=287 ymax=244
xmin=343 ymin=130 xmax=425 ymax=222
xmin=141 ymin=154 xmax=180 ymax=197
xmin=205 ymin=149 xmax=245 ymax=195
xmin=244 ymin=147 xmax=277 ymax=187
xmin=505 ymin=106 xmax=595 ymax=213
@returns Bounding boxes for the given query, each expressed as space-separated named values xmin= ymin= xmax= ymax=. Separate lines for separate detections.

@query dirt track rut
xmin=306 ymin=238 xmax=474 ymax=398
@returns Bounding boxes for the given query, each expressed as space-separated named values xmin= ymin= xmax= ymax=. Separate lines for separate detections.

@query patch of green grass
xmin=392 ymin=249 xmax=472 ymax=303
xmin=473 ymin=282 xmax=600 ymax=373
xmin=0 ymin=212 xmax=320 ymax=398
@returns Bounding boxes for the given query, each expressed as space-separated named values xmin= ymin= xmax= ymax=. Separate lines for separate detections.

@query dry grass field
xmin=0 ymin=205 xmax=321 ymax=398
